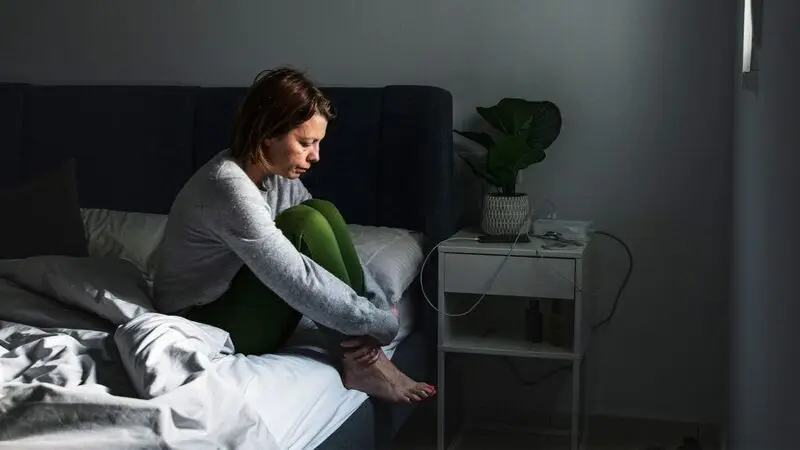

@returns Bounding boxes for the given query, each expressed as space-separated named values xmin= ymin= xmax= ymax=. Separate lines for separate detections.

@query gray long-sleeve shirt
xmin=152 ymin=150 xmax=399 ymax=345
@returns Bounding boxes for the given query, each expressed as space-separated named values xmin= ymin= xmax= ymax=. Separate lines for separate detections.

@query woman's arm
xmin=362 ymin=266 xmax=392 ymax=311
xmin=201 ymin=177 xmax=399 ymax=345
xmin=292 ymin=179 xmax=392 ymax=312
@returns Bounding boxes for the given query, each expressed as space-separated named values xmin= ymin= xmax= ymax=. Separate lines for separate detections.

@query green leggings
xmin=186 ymin=199 xmax=364 ymax=355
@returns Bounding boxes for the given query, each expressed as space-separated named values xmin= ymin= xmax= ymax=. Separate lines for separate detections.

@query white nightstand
xmin=436 ymin=228 xmax=590 ymax=450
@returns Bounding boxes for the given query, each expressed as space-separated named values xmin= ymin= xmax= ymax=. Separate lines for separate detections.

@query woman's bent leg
xmin=301 ymin=198 xmax=364 ymax=295
xmin=302 ymin=200 xmax=436 ymax=402
xmin=186 ymin=203 xmax=354 ymax=356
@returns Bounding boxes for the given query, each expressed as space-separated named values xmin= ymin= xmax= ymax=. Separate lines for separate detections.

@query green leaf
xmin=456 ymin=153 xmax=502 ymax=187
xmin=460 ymin=97 xmax=562 ymax=183
xmin=453 ymin=130 xmax=494 ymax=150
xmin=476 ymin=98 xmax=534 ymax=135
xmin=487 ymin=135 xmax=545 ymax=177
xmin=485 ymin=137 xmax=521 ymax=190
xmin=525 ymin=100 xmax=562 ymax=150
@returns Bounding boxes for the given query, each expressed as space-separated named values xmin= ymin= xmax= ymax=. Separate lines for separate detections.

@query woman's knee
xmin=303 ymin=198 xmax=337 ymax=214
xmin=275 ymin=204 xmax=328 ymax=232
xmin=302 ymin=199 xmax=344 ymax=224
xmin=276 ymin=205 xmax=341 ymax=252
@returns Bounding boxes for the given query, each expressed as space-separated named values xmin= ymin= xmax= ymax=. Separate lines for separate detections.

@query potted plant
xmin=454 ymin=98 xmax=562 ymax=236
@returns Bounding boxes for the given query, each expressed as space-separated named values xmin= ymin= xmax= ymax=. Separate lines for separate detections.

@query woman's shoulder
xmin=179 ymin=150 xmax=260 ymax=203
xmin=194 ymin=149 xmax=244 ymax=183
xmin=201 ymin=149 xmax=242 ymax=178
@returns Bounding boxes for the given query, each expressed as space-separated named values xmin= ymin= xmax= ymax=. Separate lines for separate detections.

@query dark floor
xmin=389 ymin=402 xmax=437 ymax=449
xmin=389 ymin=403 xmax=720 ymax=450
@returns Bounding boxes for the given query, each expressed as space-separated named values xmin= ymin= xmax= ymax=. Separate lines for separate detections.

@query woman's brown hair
xmin=229 ymin=67 xmax=335 ymax=165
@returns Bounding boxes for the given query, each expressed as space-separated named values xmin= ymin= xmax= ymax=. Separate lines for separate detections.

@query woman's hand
xmin=341 ymin=336 xmax=383 ymax=366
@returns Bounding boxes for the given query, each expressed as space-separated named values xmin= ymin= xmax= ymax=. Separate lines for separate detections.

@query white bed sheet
xmin=223 ymin=288 xmax=417 ymax=450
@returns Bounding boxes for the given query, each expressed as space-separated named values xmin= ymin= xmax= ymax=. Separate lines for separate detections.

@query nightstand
xmin=436 ymin=228 xmax=589 ymax=450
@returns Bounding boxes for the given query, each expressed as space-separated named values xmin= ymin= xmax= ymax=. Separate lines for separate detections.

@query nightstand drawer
xmin=442 ymin=253 xmax=575 ymax=299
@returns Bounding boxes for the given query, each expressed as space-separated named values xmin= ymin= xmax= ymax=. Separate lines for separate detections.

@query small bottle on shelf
xmin=524 ymin=299 xmax=543 ymax=343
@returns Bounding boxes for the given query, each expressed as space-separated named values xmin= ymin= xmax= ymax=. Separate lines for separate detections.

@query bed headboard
xmin=0 ymin=82 xmax=456 ymax=248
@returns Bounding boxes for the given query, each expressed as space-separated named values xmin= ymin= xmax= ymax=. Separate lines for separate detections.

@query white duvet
xmin=0 ymin=255 xmax=415 ymax=450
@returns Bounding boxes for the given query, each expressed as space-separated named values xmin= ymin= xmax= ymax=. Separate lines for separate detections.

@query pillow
xmin=81 ymin=208 xmax=168 ymax=278
xmin=0 ymin=277 xmax=113 ymax=332
xmin=348 ymin=224 xmax=424 ymax=304
xmin=0 ymin=159 xmax=88 ymax=259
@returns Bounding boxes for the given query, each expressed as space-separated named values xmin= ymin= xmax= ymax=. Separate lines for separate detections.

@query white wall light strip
xmin=742 ymin=0 xmax=753 ymax=73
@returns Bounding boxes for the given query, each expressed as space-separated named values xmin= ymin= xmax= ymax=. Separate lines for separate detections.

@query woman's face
xmin=263 ymin=112 xmax=328 ymax=179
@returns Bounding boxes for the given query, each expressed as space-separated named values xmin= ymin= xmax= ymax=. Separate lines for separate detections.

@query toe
xmin=412 ymin=384 xmax=434 ymax=399
xmin=405 ymin=392 xmax=423 ymax=402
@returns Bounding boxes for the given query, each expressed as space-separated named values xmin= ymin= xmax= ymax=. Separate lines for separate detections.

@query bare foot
xmin=342 ymin=350 xmax=436 ymax=403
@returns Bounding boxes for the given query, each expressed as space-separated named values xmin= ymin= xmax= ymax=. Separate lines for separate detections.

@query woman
xmin=153 ymin=67 xmax=434 ymax=403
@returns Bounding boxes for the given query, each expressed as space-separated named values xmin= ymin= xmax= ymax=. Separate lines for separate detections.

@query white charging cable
xmin=417 ymin=198 xmax=595 ymax=318
xmin=419 ymin=221 xmax=529 ymax=317
xmin=419 ymin=220 xmax=632 ymax=333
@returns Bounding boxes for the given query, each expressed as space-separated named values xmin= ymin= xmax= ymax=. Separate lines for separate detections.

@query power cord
xmin=591 ymin=230 xmax=633 ymax=331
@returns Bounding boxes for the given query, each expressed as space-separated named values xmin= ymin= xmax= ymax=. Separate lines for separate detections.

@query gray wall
xmin=0 ymin=0 xmax=735 ymax=423
xmin=731 ymin=0 xmax=800 ymax=448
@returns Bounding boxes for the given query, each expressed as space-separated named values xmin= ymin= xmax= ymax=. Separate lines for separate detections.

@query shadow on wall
xmin=453 ymin=150 xmax=483 ymax=227
xmin=452 ymin=113 xmax=491 ymax=228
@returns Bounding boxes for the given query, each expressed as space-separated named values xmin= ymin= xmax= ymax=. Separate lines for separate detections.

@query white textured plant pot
xmin=480 ymin=193 xmax=531 ymax=235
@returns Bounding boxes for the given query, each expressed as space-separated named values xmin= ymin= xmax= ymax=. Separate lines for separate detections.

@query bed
xmin=0 ymin=82 xmax=455 ymax=449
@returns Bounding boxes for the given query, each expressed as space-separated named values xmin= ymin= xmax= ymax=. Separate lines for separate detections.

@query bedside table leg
xmin=571 ymin=358 xmax=582 ymax=450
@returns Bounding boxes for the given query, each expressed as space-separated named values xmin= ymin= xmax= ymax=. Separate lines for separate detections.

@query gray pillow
xmin=349 ymin=224 xmax=424 ymax=304
xmin=0 ymin=159 xmax=88 ymax=259
xmin=0 ymin=255 xmax=154 ymax=325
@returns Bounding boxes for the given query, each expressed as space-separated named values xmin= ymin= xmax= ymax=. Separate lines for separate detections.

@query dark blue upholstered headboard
xmin=0 ymin=82 xmax=456 ymax=248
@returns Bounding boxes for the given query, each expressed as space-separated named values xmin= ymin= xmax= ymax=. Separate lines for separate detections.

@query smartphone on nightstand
xmin=477 ymin=234 xmax=530 ymax=244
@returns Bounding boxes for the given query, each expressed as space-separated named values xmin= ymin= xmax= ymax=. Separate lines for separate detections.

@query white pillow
xmin=81 ymin=208 xmax=167 ymax=278
xmin=348 ymin=224 xmax=424 ymax=304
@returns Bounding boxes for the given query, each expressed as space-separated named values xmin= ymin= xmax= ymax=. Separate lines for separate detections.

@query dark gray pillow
xmin=0 ymin=159 xmax=88 ymax=259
